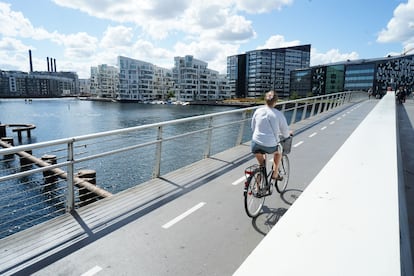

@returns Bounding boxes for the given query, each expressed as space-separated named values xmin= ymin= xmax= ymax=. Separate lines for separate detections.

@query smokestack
xmin=47 ymin=57 xmax=50 ymax=72
xmin=50 ymin=58 xmax=53 ymax=73
xmin=54 ymin=58 xmax=56 ymax=72
xmin=28 ymin=49 xmax=33 ymax=72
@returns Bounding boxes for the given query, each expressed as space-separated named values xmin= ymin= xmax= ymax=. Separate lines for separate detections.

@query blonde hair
xmin=265 ymin=90 xmax=278 ymax=106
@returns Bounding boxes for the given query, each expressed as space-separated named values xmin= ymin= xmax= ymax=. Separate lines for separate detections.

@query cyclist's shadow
xmin=251 ymin=207 xmax=287 ymax=235
xmin=251 ymin=188 xmax=303 ymax=236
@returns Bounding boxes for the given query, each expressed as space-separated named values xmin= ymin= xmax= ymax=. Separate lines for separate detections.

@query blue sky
xmin=0 ymin=0 xmax=413 ymax=79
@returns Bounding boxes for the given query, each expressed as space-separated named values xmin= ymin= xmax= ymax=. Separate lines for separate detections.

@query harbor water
xmin=0 ymin=98 xmax=236 ymax=144
xmin=0 ymin=98 xmax=239 ymax=237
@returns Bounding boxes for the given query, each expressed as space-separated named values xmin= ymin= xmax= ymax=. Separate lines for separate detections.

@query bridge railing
xmin=0 ymin=91 xmax=365 ymax=238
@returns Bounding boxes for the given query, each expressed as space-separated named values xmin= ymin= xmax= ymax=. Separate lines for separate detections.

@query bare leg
xmin=272 ymin=151 xmax=282 ymax=179
xmin=255 ymin=153 xmax=265 ymax=167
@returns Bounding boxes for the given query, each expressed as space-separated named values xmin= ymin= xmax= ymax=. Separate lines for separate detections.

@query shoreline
xmin=0 ymin=96 xmax=261 ymax=107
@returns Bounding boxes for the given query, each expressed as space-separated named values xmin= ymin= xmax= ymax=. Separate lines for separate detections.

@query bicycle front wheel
xmin=244 ymin=169 xmax=265 ymax=218
xmin=275 ymin=154 xmax=290 ymax=193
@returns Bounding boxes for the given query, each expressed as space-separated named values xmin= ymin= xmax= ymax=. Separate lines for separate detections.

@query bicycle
xmin=243 ymin=136 xmax=292 ymax=218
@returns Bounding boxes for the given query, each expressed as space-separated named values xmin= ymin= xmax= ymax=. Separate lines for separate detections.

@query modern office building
xmin=116 ymin=56 xmax=173 ymax=102
xmin=172 ymin=55 xmax=230 ymax=101
xmin=290 ymin=53 xmax=414 ymax=97
xmin=227 ymin=44 xmax=311 ymax=99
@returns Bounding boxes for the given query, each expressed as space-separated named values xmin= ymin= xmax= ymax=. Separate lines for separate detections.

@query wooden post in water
xmin=41 ymin=154 xmax=58 ymax=185
xmin=77 ymin=169 xmax=97 ymax=206
xmin=1 ymin=137 xmax=14 ymax=159
xmin=0 ymin=124 xmax=6 ymax=138
xmin=1 ymin=137 xmax=13 ymax=145
xmin=19 ymin=149 xmax=33 ymax=167
xmin=0 ymin=140 xmax=112 ymax=201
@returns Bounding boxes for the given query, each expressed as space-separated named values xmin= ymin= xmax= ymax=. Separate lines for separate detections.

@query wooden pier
xmin=0 ymin=123 xmax=36 ymax=142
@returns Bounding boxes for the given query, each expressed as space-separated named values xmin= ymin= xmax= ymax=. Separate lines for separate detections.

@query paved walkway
xmin=398 ymin=96 xmax=414 ymax=268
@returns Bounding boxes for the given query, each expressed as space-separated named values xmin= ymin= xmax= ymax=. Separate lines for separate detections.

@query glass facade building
xmin=227 ymin=44 xmax=311 ymax=99
xmin=290 ymin=53 xmax=414 ymax=97
xmin=344 ymin=64 xmax=374 ymax=91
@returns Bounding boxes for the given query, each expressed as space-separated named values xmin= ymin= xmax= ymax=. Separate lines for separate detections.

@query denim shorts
xmin=251 ymin=141 xmax=278 ymax=154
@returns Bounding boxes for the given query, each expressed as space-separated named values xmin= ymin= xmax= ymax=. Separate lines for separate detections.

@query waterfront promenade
xmin=1 ymin=95 xmax=413 ymax=275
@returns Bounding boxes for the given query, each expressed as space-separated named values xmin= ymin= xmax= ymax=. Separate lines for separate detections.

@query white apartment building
xmin=90 ymin=64 xmax=118 ymax=98
xmin=79 ymin=79 xmax=91 ymax=96
xmin=173 ymin=55 xmax=230 ymax=101
xmin=117 ymin=56 xmax=173 ymax=101
xmin=153 ymin=67 xmax=174 ymax=100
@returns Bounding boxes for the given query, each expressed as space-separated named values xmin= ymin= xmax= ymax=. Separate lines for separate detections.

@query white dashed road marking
xmin=232 ymin=176 xmax=245 ymax=186
xmin=309 ymin=132 xmax=317 ymax=138
xmin=81 ymin=266 xmax=102 ymax=276
xmin=162 ymin=202 xmax=206 ymax=229
xmin=293 ymin=141 xmax=304 ymax=147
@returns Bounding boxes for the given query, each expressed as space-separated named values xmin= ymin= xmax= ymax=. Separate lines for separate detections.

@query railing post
xmin=323 ymin=95 xmax=330 ymax=112
xmin=204 ymin=117 xmax=213 ymax=158
xmin=290 ymin=102 xmax=298 ymax=125
xmin=309 ymin=98 xmax=316 ymax=117
xmin=153 ymin=126 xmax=163 ymax=178
xmin=281 ymin=103 xmax=286 ymax=113
xmin=327 ymin=94 xmax=334 ymax=111
xmin=66 ymin=141 xmax=75 ymax=212
xmin=340 ymin=93 xmax=346 ymax=105
xmin=301 ymin=101 xmax=308 ymax=121
xmin=347 ymin=92 xmax=353 ymax=103
xmin=236 ymin=111 xmax=247 ymax=146
xmin=316 ymin=97 xmax=323 ymax=115
xmin=335 ymin=93 xmax=341 ymax=108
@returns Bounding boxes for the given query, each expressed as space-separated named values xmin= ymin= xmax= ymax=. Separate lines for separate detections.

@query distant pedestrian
xmin=368 ymin=88 xmax=372 ymax=99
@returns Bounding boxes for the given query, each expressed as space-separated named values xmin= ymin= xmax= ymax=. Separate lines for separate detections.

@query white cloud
xmin=235 ymin=0 xmax=293 ymax=13
xmin=61 ymin=32 xmax=98 ymax=59
xmin=377 ymin=0 xmax=414 ymax=51
xmin=257 ymin=35 xmax=301 ymax=50
xmin=0 ymin=37 xmax=32 ymax=70
xmin=0 ymin=3 xmax=34 ymax=37
xmin=311 ymin=48 xmax=359 ymax=66
xmin=100 ymin=25 xmax=134 ymax=48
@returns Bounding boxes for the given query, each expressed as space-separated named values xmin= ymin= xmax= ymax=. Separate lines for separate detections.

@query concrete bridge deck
xmin=1 ymin=96 xmax=413 ymax=275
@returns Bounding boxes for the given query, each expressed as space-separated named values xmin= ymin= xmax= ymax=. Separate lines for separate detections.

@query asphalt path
xmin=33 ymin=100 xmax=379 ymax=276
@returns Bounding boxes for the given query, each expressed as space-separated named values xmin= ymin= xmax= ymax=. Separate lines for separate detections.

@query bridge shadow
xmin=397 ymin=99 xmax=414 ymax=266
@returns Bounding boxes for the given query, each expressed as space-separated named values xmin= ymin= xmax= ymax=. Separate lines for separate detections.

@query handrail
xmin=0 ymin=91 xmax=366 ymax=238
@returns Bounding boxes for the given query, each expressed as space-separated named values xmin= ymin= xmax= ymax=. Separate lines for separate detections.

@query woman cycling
xmin=251 ymin=90 xmax=291 ymax=180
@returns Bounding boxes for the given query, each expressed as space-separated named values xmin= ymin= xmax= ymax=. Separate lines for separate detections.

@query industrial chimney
xmin=53 ymin=58 xmax=56 ymax=72
xmin=28 ymin=49 xmax=33 ymax=72
xmin=47 ymin=57 xmax=50 ymax=72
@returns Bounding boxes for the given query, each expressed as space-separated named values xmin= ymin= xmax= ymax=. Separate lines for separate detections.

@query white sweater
xmin=251 ymin=106 xmax=290 ymax=147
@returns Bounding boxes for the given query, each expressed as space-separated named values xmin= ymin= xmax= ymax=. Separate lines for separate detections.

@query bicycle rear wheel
xmin=244 ymin=168 xmax=265 ymax=218
xmin=275 ymin=154 xmax=290 ymax=193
